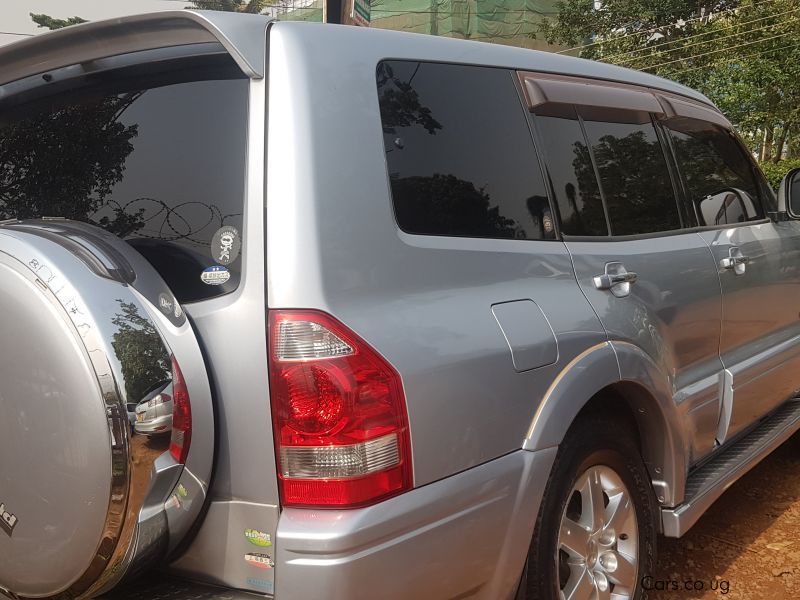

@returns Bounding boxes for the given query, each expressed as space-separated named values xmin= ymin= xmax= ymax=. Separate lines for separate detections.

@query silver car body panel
xmin=170 ymin=71 xmax=281 ymax=589
xmin=697 ymin=222 xmax=800 ymax=442
xmin=266 ymin=23 xmax=611 ymax=487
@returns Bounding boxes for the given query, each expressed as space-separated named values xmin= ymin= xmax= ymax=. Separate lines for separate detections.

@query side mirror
xmin=777 ymin=167 xmax=800 ymax=220
xmin=698 ymin=188 xmax=751 ymax=226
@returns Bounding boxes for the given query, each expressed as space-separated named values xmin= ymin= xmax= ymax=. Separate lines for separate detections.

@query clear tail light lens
xmin=269 ymin=310 xmax=412 ymax=508
xmin=169 ymin=356 xmax=192 ymax=464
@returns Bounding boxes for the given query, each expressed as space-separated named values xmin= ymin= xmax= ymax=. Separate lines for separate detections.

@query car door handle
xmin=720 ymin=255 xmax=749 ymax=269
xmin=720 ymin=247 xmax=749 ymax=275
xmin=593 ymin=271 xmax=638 ymax=290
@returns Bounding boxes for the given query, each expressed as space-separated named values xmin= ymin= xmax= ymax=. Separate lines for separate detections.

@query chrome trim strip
xmin=523 ymin=342 xmax=611 ymax=443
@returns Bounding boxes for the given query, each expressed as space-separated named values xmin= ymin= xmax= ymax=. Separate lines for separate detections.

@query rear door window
xmin=666 ymin=118 xmax=765 ymax=226
xmin=377 ymin=60 xmax=554 ymax=241
xmin=531 ymin=105 xmax=607 ymax=236
xmin=0 ymin=55 xmax=248 ymax=302
xmin=579 ymin=107 xmax=682 ymax=236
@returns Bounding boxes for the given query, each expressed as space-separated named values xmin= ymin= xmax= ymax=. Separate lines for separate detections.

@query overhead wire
xmin=553 ymin=0 xmax=784 ymax=55
xmin=617 ymin=18 xmax=800 ymax=68
xmin=663 ymin=38 xmax=800 ymax=77
xmin=639 ymin=28 xmax=797 ymax=71
xmin=603 ymin=5 xmax=800 ymax=64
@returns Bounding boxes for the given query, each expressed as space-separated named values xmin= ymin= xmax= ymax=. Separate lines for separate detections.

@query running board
xmin=661 ymin=399 xmax=800 ymax=538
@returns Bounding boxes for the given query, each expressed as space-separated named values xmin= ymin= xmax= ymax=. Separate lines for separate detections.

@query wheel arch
xmin=522 ymin=341 xmax=688 ymax=507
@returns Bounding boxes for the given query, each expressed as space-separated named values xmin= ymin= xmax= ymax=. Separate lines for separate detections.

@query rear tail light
xmin=148 ymin=393 xmax=170 ymax=408
xmin=269 ymin=310 xmax=412 ymax=508
xmin=169 ymin=356 xmax=192 ymax=464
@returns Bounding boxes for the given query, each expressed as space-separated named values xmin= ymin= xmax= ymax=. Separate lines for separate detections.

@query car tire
xmin=524 ymin=412 xmax=657 ymax=600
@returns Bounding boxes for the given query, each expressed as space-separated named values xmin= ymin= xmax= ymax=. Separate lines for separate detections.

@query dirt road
xmin=653 ymin=431 xmax=800 ymax=599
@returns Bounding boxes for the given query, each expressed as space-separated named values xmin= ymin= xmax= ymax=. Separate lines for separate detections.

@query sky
xmin=0 ymin=0 xmax=188 ymax=44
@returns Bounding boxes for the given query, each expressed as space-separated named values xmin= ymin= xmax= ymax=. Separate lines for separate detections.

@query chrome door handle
xmin=720 ymin=248 xmax=749 ymax=275
xmin=593 ymin=262 xmax=637 ymax=298
xmin=593 ymin=272 xmax=638 ymax=290
xmin=720 ymin=255 xmax=749 ymax=268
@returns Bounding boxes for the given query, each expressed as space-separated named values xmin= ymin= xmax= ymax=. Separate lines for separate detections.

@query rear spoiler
xmin=0 ymin=10 xmax=271 ymax=87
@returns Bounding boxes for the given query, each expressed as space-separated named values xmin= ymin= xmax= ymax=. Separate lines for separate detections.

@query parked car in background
xmin=3 ymin=10 xmax=800 ymax=600
xmin=134 ymin=382 xmax=173 ymax=436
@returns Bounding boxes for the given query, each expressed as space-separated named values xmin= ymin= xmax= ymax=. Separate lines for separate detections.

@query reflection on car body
xmin=134 ymin=381 xmax=173 ymax=436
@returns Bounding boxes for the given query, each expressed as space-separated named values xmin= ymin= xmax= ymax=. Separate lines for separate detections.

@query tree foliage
xmin=30 ymin=13 xmax=88 ymax=30
xmin=187 ymin=0 xmax=271 ymax=12
xmin=0 ymin=94 xmax=146 ymax=236
xmin=537 ymin=0 xmax=800 ymax=165
xmin=111 ymin=301 xmax=171 ymax=404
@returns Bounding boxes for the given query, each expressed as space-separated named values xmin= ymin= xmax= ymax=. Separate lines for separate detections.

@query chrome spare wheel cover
xmin=0 ymin=221 xmax=214 ymax=599
xmin=558 ymin=465 xmax=639 ymax=600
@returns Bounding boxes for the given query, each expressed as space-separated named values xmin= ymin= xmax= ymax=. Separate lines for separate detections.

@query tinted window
xmin=580 ymin=108 xmax=681 ymax=236
xmin=377 ymin=61 xmax=553 ymax=240
xmin=666 ymin=118 xmax=764 ymax=226
xmin=532 ymin=105 xmax=607 ymax=236
xmin=0 ymin=56 xmax=248 ymax=302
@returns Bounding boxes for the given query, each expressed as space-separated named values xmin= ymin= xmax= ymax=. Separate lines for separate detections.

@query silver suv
xmin=2 ymin=11 xmax=800 ymax=600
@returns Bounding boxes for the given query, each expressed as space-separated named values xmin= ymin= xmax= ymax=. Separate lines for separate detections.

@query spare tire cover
xmin=0 ymin=220 xmax=214 ymax=599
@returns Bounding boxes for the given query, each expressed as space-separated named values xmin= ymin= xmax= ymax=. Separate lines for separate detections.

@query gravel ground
xmin=652 ymin=431 xmax=800 ymax=599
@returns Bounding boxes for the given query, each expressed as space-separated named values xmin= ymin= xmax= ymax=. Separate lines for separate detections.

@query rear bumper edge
xmin=274 ymin=447 xmax=557 ymax=600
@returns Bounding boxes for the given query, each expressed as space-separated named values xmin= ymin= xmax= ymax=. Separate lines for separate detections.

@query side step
xmin=661 ymin=399 xmax=800 ymax=538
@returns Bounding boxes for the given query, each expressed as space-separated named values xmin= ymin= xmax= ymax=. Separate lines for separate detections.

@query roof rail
xmin=0 ymin=10 xmax=272 ymax=87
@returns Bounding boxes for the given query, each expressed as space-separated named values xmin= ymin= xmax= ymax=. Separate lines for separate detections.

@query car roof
xmin=0 ymin=10 xmax=713 ymax=107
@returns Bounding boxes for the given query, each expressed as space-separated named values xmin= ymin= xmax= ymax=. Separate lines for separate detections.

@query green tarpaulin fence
xmin=275 ymin=0 xmax=561 ymax=51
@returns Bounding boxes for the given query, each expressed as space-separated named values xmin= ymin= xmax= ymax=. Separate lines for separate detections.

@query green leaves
xmin=30 ymin=13 xmax=88 ymax=30
xmin=537 ymin=0 xmax=800 ymax=160
xmin=187 ymin=0 xmax=271 ymax=12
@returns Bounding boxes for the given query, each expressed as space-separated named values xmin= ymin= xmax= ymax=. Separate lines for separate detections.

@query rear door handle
xmin=593 ymin=262 xmax=637 ymax=297
xmin=720 ymin=247 xmax=749 ymax=275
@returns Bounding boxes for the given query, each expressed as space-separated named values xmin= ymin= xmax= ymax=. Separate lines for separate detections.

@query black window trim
xmin=562 ymin=217 xmax=772 ymax=242
xmin=651 ymin=115 xmax=690 ymax=230
xmin=526 ymin=105 xmax=612 ymax=239
xmin=575 ymin=110 xmax=613 ymax=236
xmin=511 ymin=71 xmax=563 ymax=241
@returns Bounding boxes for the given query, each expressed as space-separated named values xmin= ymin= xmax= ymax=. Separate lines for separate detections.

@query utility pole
xmin=324 ymin=0 xmax=368 ymax=26
xmin=323 ymin=0 xmax=353 ymax=24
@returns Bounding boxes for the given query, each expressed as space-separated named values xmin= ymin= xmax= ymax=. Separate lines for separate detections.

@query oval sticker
xmin=245 ymin=528 xmax=272 ymax=548
xmin=211 ymin=226 xmax=241 ymax=266
xmin=201 ymin=265 xmax=231 ymax=286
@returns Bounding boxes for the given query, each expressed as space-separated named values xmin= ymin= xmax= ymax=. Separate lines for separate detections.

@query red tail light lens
xmin=269 ymin=310 xmax=412 ymax=508
xmin=169 ymin=356 xmax=192 ymax=464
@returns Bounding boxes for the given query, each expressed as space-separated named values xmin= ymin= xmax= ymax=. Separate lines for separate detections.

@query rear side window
xmin=0 ymin=56 xmax=248 ymax=302
xmin=532 ymin=105 xmax=607 ymax=236
xmin=580 ymin=108 xmax=681 ymax=236
xmin=666 ymin=118 xmax=764 ymax=226
xmin=377 ymin=61 xmax=554 ymax=240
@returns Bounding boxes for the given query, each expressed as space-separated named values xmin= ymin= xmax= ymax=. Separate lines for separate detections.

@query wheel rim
xmin=557 ymin=465 xmax=639 ymax=600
